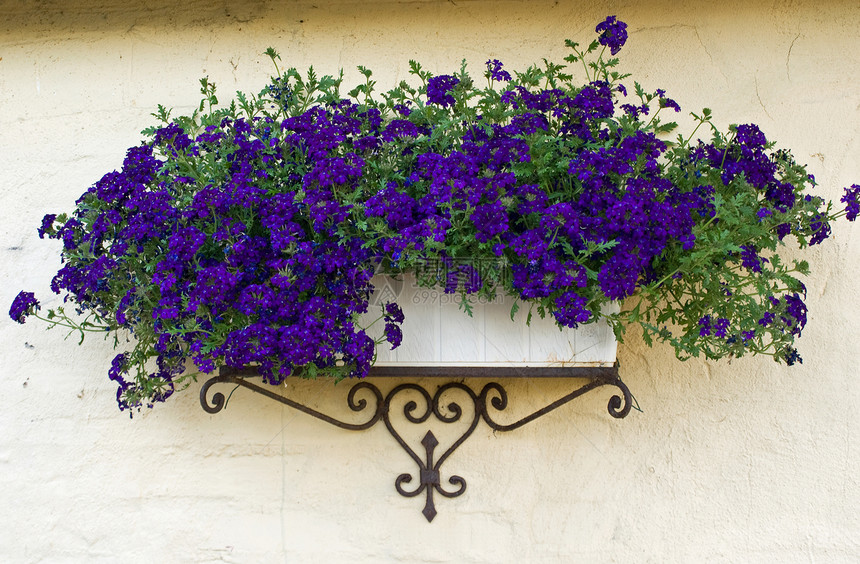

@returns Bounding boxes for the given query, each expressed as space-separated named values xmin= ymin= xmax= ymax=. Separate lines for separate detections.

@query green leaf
xmin=460 ymin=299 xmax=474 ymax=317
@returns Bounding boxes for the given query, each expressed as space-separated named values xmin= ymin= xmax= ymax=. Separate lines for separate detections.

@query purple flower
xmin=459 ymin=264 xmax=483 ymax=294
xmin=713 ymin=317 xmax=730 ymax=338
xmin=382 ymin=120 xmax=421 ymax=142
xmin=393 ymin=103 xmax=412 ymax=117
xmin=735 ymin=124 xmax=767 ymax=148
xmin=267 ymin=76 xmax=292 ymax=106
xmin=384 ymin=322 xmax=403 ymax=349
xmin=698 ymin=315 xmax=712 ymax=336
xmin=783 ymin=293 xmax=807 ymax=336
xmin=759 ymin=311 xmax=776 ymax=327
xmin=784 ymin=347 xmax=803 ymax=366
xmin=471 ymin=201 xmax=509 ymax=243
xmin=597 ymin=252 xmax=640 ymax=300
xmin=427 ymin=75 xmax=460 ymax=108
xmin=595 ymin=16 xmax=628 ymax=55
xmin=167 ymin=226 xmax=207 ymax=261
xmin=658 ymin=92 xmax=681 ymax=113
xmin=9 ymin=291 xmax=39 ymax=324
xmin=765 ymin=181 xmax=796 ymax=212
xmin=841 ymin=184 xmax=860 ymax=221
xmin=740 ymin=245 xmax=767 ymax=273
xmin=808 ymin=213 xmax=831 ymax=245
xmin=486 ymin=59 xmax=511 ymax=82
xmin=552 ymin=292 xmax=592 ymax=327
xmin=108 ymin=353 xmax=129 ymax=384
xmin=621 ymin=104 xmax=646 ymax=119
xmin=384 ymin=302 xmax=405 ymax=324
xmin=37 ymin=214 xmax=57 ymax=239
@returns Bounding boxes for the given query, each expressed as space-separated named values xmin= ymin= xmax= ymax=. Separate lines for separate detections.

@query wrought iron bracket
xmin=200 ymin=365 xmax=632 ymax=522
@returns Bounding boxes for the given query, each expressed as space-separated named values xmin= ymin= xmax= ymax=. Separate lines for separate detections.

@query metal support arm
xmin=200 ymin=365 xmax=631 ymax=522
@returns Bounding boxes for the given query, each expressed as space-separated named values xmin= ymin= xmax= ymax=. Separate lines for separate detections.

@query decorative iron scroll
xmin=200 ymin=366 xmax=631 ymax=522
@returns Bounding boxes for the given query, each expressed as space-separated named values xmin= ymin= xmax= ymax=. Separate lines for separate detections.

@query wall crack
xmin=786 ymin=33 xmax=800 ymax=82
xmin=754 ymin=75 xmax=773 ymax=120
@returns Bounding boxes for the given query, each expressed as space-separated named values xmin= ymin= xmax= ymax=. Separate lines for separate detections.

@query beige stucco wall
xmin=1 ymin=1 xmax=858 ymax=562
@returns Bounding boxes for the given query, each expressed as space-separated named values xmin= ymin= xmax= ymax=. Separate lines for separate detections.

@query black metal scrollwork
xmin=200 ymin=366 xmax=631 ymax=522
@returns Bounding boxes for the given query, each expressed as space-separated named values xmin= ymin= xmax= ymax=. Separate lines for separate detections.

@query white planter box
xmin=365 ymin=275 xmax=617 ymax=368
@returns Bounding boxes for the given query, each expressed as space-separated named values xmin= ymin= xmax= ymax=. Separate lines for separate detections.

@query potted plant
xmin=10 ymin=16 xmax=859 ymax=413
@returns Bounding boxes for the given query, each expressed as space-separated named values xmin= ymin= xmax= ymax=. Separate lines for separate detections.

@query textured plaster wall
xmin=1 ymin=1 xmax=859 ymax=562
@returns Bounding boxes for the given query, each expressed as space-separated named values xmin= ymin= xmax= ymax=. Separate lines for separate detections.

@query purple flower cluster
xmin=32 ymin=45 xmax=701 ymax=407
xmin=486 ymin=59 xmax=511 ymax=82
xmin=364 ymin=78 xmax=704 ymax=328
xmin=426 ymin=75 xmax=460 ymax=108
xmin=655 ymin=89 xmax=681 ymax=113
xmin=383 ymin=302 xmax=405 ymax=349
xmin=842 ymin=184 xmax=860 ymax=221
xmin=9 ymin=291 xmax=39 ymax=324
xmin=595 ymin=16 xmax=628 ymax=55
xmin=698 ymin=315 xmax=730 ymax=338
xmin=784 ymin=347 xmax=803 ymax=366
xmin=689 ymin=122 xmax=859 ymax=250
xmin=107 ymin=352 xmax=176 ymax=410
xmin=692 ymin=124 xmax=779 ymax=195
xmin=740 ymin=245 xmax=767 ymax=273
xmin=30 ymin=98 xmax=417 ymax=409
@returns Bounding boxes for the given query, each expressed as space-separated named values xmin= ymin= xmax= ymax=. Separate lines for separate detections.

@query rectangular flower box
xmin=365 ymin=275 xmax=617 ymax=368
